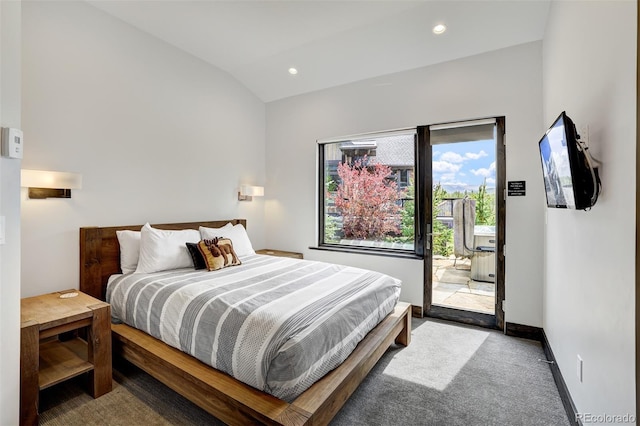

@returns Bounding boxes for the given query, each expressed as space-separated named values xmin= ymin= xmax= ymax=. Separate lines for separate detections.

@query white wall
xmin=542 ymin=0 xmax=636 ymax=419
xmin=266 ymin=42 xmax=545 ymax=326
xmin=21 ymin=1 xmax=266 ymax=297
xmin=0 ymin=0 xmax=22 ymax=423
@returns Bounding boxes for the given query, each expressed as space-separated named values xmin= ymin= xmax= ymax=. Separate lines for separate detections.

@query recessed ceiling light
xmin=288 ymin=67 xmax=298 ymax=75
xmin=433 ymin=24 xmax=447 ymax=35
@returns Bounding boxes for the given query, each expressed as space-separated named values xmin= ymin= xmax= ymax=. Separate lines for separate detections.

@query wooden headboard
xmin=79 ymin=219 xmax=246 ymax=301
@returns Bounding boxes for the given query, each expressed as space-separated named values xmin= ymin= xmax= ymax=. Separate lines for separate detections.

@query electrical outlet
xmin=578 ymin=124 xmax=590 ymax=145
xmin=577 ymin=355 xmax=583 ymax=382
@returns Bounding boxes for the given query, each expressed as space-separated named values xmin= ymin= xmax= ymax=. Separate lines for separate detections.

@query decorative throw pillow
xmin=215 ymin=238 xmax=241 ymax=267
xmin=197 ymin=238 xmax=241 ymax=271
xmin=186 ymin=242 xmax=207 ymax=270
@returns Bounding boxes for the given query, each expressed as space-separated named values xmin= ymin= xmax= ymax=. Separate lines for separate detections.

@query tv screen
xmin=538 ymin=112 xmax=600 ymax=210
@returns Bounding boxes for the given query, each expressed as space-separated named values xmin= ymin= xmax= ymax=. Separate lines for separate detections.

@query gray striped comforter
xmin=106 ymin=254 xmax=401 ymax=401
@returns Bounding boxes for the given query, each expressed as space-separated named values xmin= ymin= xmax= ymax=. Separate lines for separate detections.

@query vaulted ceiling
xmin=88 ymin=0 xmax=551 ymax=102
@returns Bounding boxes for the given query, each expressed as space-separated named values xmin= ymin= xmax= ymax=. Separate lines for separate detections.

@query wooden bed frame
xmin=79 ymin=219 xmax=411 ymax=426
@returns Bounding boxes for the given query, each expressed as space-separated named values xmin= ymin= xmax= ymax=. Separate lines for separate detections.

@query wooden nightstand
xmin=20 ymin=290 xmax=112 ymax=425
xmin=256 ymin=249 xmax=303 ymax=259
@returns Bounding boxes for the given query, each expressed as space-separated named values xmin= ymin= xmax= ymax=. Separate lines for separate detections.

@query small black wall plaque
xmin=508 ymin=180 xmax=526 ymax=196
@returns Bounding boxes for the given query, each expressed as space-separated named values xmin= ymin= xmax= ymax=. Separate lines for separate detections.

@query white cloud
xmin=465 ymin=150 xmax=488 ymax=160
xmin=433 ymin=161 xmax=461 ymax=173
xmin=439 ymin=150 xmax=489 ymax=163
xmin=486 ymin=177 xmax=496 ymax=185
xmin=470 ymin=168 xmax=491 ymax=177
xmin=470 ymin=161 xmax=496 ymax=177
xmin=440 ymin=152 xmax=465 ymax=163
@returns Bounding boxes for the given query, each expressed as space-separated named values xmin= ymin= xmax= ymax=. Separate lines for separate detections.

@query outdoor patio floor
xmin=432 ymin=256 xmax=495 ymax=314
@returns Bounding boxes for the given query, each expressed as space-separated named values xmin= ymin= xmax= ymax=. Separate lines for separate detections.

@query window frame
xmin=315 ymin=128 xmax=423 ymax=259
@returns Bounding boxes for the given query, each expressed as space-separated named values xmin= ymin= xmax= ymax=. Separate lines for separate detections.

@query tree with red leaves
xmin=332 ymin=157 xmax=404 ymax=240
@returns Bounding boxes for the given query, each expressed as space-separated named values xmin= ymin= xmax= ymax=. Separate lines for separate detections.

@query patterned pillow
xmin=197 ymin=238 xmax=242 ymax=271
xmin=186 ymin=242 xmax=207 ymax=270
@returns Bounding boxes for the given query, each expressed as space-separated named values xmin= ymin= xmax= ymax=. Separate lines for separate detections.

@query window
xmin=318 ymin=129 xmax=418 ymax=255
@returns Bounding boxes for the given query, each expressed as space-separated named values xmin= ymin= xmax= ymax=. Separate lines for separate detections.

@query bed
xmin=79 ymin=219 xmax=411 ymax=426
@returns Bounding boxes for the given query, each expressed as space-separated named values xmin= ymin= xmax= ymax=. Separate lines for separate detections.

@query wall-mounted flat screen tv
xmin=538 ymin=111 xmax=600 ymax=210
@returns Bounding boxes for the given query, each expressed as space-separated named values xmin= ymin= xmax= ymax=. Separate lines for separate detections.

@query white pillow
xmin=199 ymin=223 xmax=255 ymax=257
xmin=116 ymin=229 xmax=141 ymax=274
xmin=135 ymin=223 xmax=201 ymax=274
xmin=197 ymin=222 xmax=233 ymax=241
xmin=201 ymin=222 xmax=232 ymax=232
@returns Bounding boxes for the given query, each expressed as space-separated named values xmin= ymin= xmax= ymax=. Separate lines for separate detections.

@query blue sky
xmin=432 ymin=139 xmax=496 ymax=194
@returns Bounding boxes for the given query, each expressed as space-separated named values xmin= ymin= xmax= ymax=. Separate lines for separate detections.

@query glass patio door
xmin=419 ymin=118 xmax=505 ymax=329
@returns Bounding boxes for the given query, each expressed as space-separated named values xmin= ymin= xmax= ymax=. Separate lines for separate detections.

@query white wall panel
xmin=0 ymin=1 xmax=22 ymax=423
xmin=542 ymin=0 xmax=636 ymax=418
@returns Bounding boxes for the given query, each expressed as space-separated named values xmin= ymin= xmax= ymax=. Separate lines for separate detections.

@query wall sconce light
xmin=238 ymin=185 xmax=264 ymax=202
xmin=21 ymin=169 xmax=83 ymax=199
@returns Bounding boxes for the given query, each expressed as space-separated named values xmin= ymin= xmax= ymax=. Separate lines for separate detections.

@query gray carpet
xmin=40 ymin=318 xmax=570 ymax=426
